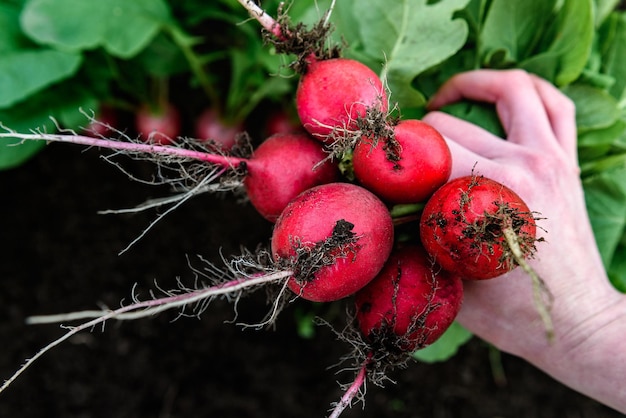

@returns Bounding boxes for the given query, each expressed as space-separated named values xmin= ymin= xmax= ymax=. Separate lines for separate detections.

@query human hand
xmin=422 ymin=69 xmax=626 ymax=412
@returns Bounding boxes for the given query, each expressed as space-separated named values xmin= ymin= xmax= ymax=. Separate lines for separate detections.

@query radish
xmin=419 ymin=174 xmax=554 ymax=339
xmin=135 ymin=103 xmax=181 ymax=145
xmin=82 ymin=105 xmax=118 ymax=137
xmin=242 ymin=132 xmax=339 ymax=222
xmin=236 ymin=1 xmax=387 ymax=143
xmin=0 ymin=129 xmax=338 ymax=222
xmin=296 ymin=57 xmax=388 ymax=141
xmin=194 ymin=108 xmax=244 ymax=150
xmin=264 ymin=107 xmax=303 ymax=136
xmin=352 ymin=119 xmax=452 ymax=204
xmin=355 ymin=245 xmax=463 ymax=353
xmin=271 ymin=182 xmax=394 ymax=302
xmin=419 ymin=175 xmax=539 ymax=280
xmin=329 ymin=244 xmax=463 ymax=418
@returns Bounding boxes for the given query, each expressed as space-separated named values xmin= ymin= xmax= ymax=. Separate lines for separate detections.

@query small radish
xmin=135 ymin=103 xmax=181 ymax=145
xmin=419 ymin=174 xmax=555 ymax=340
xmin=419 ymin=174 xmax=539 ymax=280
xmin=271 ymin=182 xmax=394 ymax=302
xmin=296 ymin=58 xmax=388 ymax=141
xmin=194 ymin=108 xmax=244 ymax=150
xmin=237 ymin=1 xmax=388 ymax=144
xmin=82 ymin=105 xmax=118 ymax=137
xmin=355 ymin=245 xmax=463 ymax=354
xmin=243 ymin=132 xmax=339 ymax=221
xmin=330 ymin=244 xmax=463 ymax=418
xmin=352 ymin=119 xmax=452 ymax=204
xmin=264 ymin=108 xmax=303 ymax=136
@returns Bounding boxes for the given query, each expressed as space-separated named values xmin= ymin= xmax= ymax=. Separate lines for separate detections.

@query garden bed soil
xmin=1 ymin=144 xmax=623 ymax=418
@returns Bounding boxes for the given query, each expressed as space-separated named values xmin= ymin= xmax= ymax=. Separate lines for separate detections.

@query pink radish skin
xmin=195 ymin=108 xmax=244 ymax=150
xmin=355 ymin=245 xmax=463 ymax=352
xmin=244 ymin=133 xmax=339 ymax=222
xmin=135 ymin=103 xmax=181 ymax=145
xmin=271 ymin=183 xmax=394 ymax=302
xmin=296 ymin=58 xmax=388 ymax=141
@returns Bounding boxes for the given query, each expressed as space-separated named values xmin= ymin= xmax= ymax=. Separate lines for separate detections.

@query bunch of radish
xmin=0 ymin=3 xmax=551 ymax=418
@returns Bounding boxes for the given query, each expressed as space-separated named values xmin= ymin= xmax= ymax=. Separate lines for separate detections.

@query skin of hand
xmin=422 ymin=69 xmax=626 ymax=413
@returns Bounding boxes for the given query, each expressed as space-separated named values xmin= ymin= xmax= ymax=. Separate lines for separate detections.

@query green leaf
xmin=608 ymin=238 xmax=626 ymax=292
xmin=413 ymin=322 xmax=473 ymax=363
xmin=583 ymin=167 xmax=626 ymax=268
xmin=0 ymin=1 xmax=33 ymax=52
xmin=0 ymin=78 xmax=97 ymax=170
xmin=602 ymin=12 xmax=626 ymax=102
xmin=0 ymin=49 xmax=82 ymax=108
xmin=480 ymin=0 xmax=557 ymax=65
xmin=440 ymin=101 xmax=505 ymax=137
xmin=0 ymin=138 xmax=46 ymax=170
xmin=21 ymin=0 xmax=171 ymax=58
xmin=352 ymin=0 xmax=470 ymax=108
xmin=563 ymin=83 xmax=619 ymax=133
xmin=579 ymin=118 xmax=626 ymax=149
xmin=0 ymin=97 xmax=55 ymax=170
xmin=519 ymin=0 xmax=594 ymax=85
xmin=594 ymin=0 xmax=620 ymax=27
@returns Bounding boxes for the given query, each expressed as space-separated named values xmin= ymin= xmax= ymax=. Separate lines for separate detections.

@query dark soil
xmin=1 ymin=144 xmax=623 ymax=418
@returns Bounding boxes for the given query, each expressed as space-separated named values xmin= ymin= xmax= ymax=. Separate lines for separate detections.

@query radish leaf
xmin=21 ymin=0 xmax=171 ymax=58
xmin=351 ymin=0 xmax=470 ymax=108
xmin=413 ymin=322 xmax=473 ymax=363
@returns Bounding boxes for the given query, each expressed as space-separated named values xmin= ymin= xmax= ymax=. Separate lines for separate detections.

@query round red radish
xmin=355 ymin=245 xmax=463 ymax=352
xmin=83 ymin=105 xmax=118 ymax=137
xmin=136 ymin=103 xmax=181 ymax=145
xmin=296 ymin=58 xmax=388 ymax=141
xmin=352 ymin=119 xmax=452 ymax=204
xmin=420 ymin=175 xmax=538 ymax=280
xmin=264 ymin=108 xmax=303 ymax=136
xmin=244 ymin=132 xmax=339 ymax=222
xmin=271 ymin=183 xmax=394 ymax=302
xmin=195 ymin=108 xmax=243 ymax=150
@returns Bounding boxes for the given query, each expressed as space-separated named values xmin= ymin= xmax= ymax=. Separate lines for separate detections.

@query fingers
xmin=444 ymin=140 xmax=502 ymax=179
xmin=529 ymin=74 xmax=578 ymax=162
xmin=423 ymin=110 xmax=521 ymax=159
xmin=427 ymin=70 xmax=568 ymax=155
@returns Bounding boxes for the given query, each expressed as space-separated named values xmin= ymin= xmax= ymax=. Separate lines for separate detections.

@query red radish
xmin=296 ymin=58 xmax=388 ymax=141
xmin=271 ymin=182 xmax=394 ymax=302
xmin=420 ymin=175 xmax=538 ymax=280
xmin=243 ymin=132 xmax=339 ymax=221
xmin=83 ymin=105 xmax=118 ymax=137
xmin=195 ymin=108 xmax=244 ymax=150
xmin=355 ymin=245 xmax=463 ymax=352
xmin=352 ymin=119 xmax=452 ymax=204
xmin=329 ymin=244 xmax=462 ymax=418
xmin=264 ymin=108 xmax=303 ymax=136
xmin=135 ymin=103 xmax=181 ymax=145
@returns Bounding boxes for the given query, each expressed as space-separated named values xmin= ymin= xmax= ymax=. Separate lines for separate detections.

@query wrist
xmin=526 ymin=288 xmax=626 ymax=413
